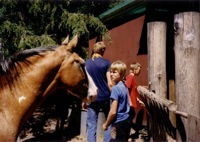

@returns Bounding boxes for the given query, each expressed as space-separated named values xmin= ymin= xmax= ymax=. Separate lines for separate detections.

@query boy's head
xmin=110 ymin=60 xmax=127 ymax=80
xmin=93 ymin=42 xmax=106 ymax=55
xmin=130 ymin=62 xmax=141 ymax=75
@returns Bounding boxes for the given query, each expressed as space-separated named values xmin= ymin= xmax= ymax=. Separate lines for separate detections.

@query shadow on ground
xmin=20 ymin=94 xmax=82 ymax=142
xmin=20 ymin=106 xmax=81 ymax=142
xmin=20 ymin=105 xmax=148 ymax=142
xmin=19 ymin=93 xmax=148 ymax=142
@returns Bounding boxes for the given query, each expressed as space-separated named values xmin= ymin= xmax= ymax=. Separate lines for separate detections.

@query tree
xmin=0 ymin=0 xmax=124 ymax=58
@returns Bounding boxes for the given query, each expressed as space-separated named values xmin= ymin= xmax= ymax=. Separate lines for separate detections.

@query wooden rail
xmin=137 ymin=86 xmax=188 ymax=118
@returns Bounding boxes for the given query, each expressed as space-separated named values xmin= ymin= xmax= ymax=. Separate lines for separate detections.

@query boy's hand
xmin=139 ymin=100 xmax=145 ymax=107
xmin=102 ymin=123 xmax=108 ymax=131
xmin=137 ymin=98 xmax=145 ymax=107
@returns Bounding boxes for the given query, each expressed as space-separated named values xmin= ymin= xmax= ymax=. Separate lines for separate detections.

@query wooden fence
xmin=137 ymin=86 xmax=200 ymax=141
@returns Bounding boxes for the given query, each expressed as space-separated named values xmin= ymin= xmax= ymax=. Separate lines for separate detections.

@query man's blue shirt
xmin=86 ymin=57 xmax=111 ymax=101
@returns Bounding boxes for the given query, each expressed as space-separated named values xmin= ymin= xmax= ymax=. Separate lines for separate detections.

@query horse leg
xmin=55 ymin=91 xmax=70 ymax=137
xmin=56 ymin=108 xmax=69 ymax=133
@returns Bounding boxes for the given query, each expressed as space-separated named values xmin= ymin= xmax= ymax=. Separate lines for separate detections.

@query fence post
xmin=147 ymin=22 xmax=167 ymax=98
xmin=147 ymin=22 xmax=167 ymax=141
xmin=174 ymin=11 xmax=200 ymax=141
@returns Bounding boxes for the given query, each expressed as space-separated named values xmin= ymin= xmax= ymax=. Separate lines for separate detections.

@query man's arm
xmin=106 ymin=71 xmax=113 ymax=91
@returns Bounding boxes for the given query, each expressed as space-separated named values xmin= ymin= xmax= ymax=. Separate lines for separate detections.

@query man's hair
xmin=110 ymin=60 xmax=127 ymax=79
xmin=93 ymin=42 xmax=106 ymax=53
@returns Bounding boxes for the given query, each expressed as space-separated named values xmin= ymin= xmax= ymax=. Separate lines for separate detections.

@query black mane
xmin=0 ymin=45 xmax=57 ymax=74
xmin=0 ymin=45 xmax=58 ymax=89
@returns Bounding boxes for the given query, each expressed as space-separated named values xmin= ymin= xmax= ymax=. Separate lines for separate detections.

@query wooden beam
xmin=137 ymin=86 xmax=188 ymax=118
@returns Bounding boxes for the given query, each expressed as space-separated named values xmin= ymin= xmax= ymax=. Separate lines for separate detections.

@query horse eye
xmin=73 ymin=59 xmax=80 ymax=65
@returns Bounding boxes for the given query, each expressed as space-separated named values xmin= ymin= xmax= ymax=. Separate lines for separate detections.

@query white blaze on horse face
xmin=18 ymin=96 xmax=26 ymax=103
xmin=85 ymin=67 xmax=97 ymax=102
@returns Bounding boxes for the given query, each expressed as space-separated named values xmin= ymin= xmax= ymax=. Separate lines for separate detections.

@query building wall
xmin=89 ymin=15 xmax=148 ymax=125
xmin=89 ymin=15 xmax=148 ymax=86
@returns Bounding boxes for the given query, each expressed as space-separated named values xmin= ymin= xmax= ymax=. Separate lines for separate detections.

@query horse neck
xmin=0 ymin=50 xmax=66 ymax=137
xmin=23 ymin=52 xmax=65 ymax=110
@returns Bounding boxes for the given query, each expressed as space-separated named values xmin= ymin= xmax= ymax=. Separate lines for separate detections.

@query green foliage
xmin=18 ymin=34 xmax=56 ymax=50
xmin=0 ymin=0 xmax=124 ymax=57
xmin=0 ymin=20 xmax=28 ymax=55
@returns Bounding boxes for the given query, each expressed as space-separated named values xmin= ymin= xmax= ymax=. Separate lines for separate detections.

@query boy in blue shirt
xmin=103 ymin=60 xmax=131 ymax=142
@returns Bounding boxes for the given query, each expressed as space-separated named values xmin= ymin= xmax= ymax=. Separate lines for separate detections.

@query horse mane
xmin=0 ymin=45 xmax=58 ymax=88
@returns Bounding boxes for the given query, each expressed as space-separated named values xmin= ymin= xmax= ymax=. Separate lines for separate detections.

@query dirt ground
xmin=18 ymin=102 xmax=175 ymax=142
xmin=19 ymin=118 xmax=148 ymax=142
xmin=19 ymin=104 xmax=149 ymax=142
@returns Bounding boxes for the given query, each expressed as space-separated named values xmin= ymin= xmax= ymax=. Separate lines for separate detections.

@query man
xmin=82 ymin=41 xmax=112 ymax=142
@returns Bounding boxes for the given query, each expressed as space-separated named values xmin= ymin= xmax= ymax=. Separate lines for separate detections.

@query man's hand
xmin=82 ymin=102 xmax=87 ymax=111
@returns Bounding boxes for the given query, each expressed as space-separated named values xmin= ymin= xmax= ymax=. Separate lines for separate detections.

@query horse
xmin=0 ymin=35 xmax=97 ymax=141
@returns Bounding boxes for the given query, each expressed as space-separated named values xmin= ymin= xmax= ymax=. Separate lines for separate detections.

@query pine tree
xmin=0 ymin=0 xmax=124 ymax=58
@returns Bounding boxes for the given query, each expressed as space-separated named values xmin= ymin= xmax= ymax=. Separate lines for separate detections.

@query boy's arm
xmin=128 ymin=93 xmax=133 ymax=106
xmin=103 ymin=99 xmax=118 ymax=130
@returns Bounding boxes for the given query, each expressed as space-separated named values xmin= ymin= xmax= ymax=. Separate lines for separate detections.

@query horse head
xmin=44 ymin=35 xmax=97 ymax=102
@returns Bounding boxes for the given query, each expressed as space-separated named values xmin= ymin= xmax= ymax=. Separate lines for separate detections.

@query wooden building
xmin=88 ymin=0 xmax=200 ymax=141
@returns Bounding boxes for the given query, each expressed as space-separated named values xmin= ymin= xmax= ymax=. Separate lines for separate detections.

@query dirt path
xmin=19 ymin=118 xmax=148 ymax=142
xmin=18 ymin=103 xmax=175 ymax=142
xmin=19 ymin=105 xmax=149 ymax=142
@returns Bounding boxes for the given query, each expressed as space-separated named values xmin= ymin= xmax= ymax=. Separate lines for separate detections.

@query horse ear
xmin=62 ymin=36 xmax=69 ymax=45
xmin=67 ymin=35 xmax=78 ymax=51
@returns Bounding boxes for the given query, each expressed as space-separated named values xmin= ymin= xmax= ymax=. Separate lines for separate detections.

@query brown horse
xmin=0 ymin=35 xmax=97 ymax=141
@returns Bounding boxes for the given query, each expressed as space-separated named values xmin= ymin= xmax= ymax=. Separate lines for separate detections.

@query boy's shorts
xmin=111 ymin=118 xmax=131 ymax=142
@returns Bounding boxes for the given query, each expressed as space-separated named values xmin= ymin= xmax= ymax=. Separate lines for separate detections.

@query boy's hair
xmin=110 ymin=60 xmax=127 ymax=79
xmin=130 ymin=62 xmax=141 ymax=71
xmin=93 ymin=42 xmax=106 ymax=53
